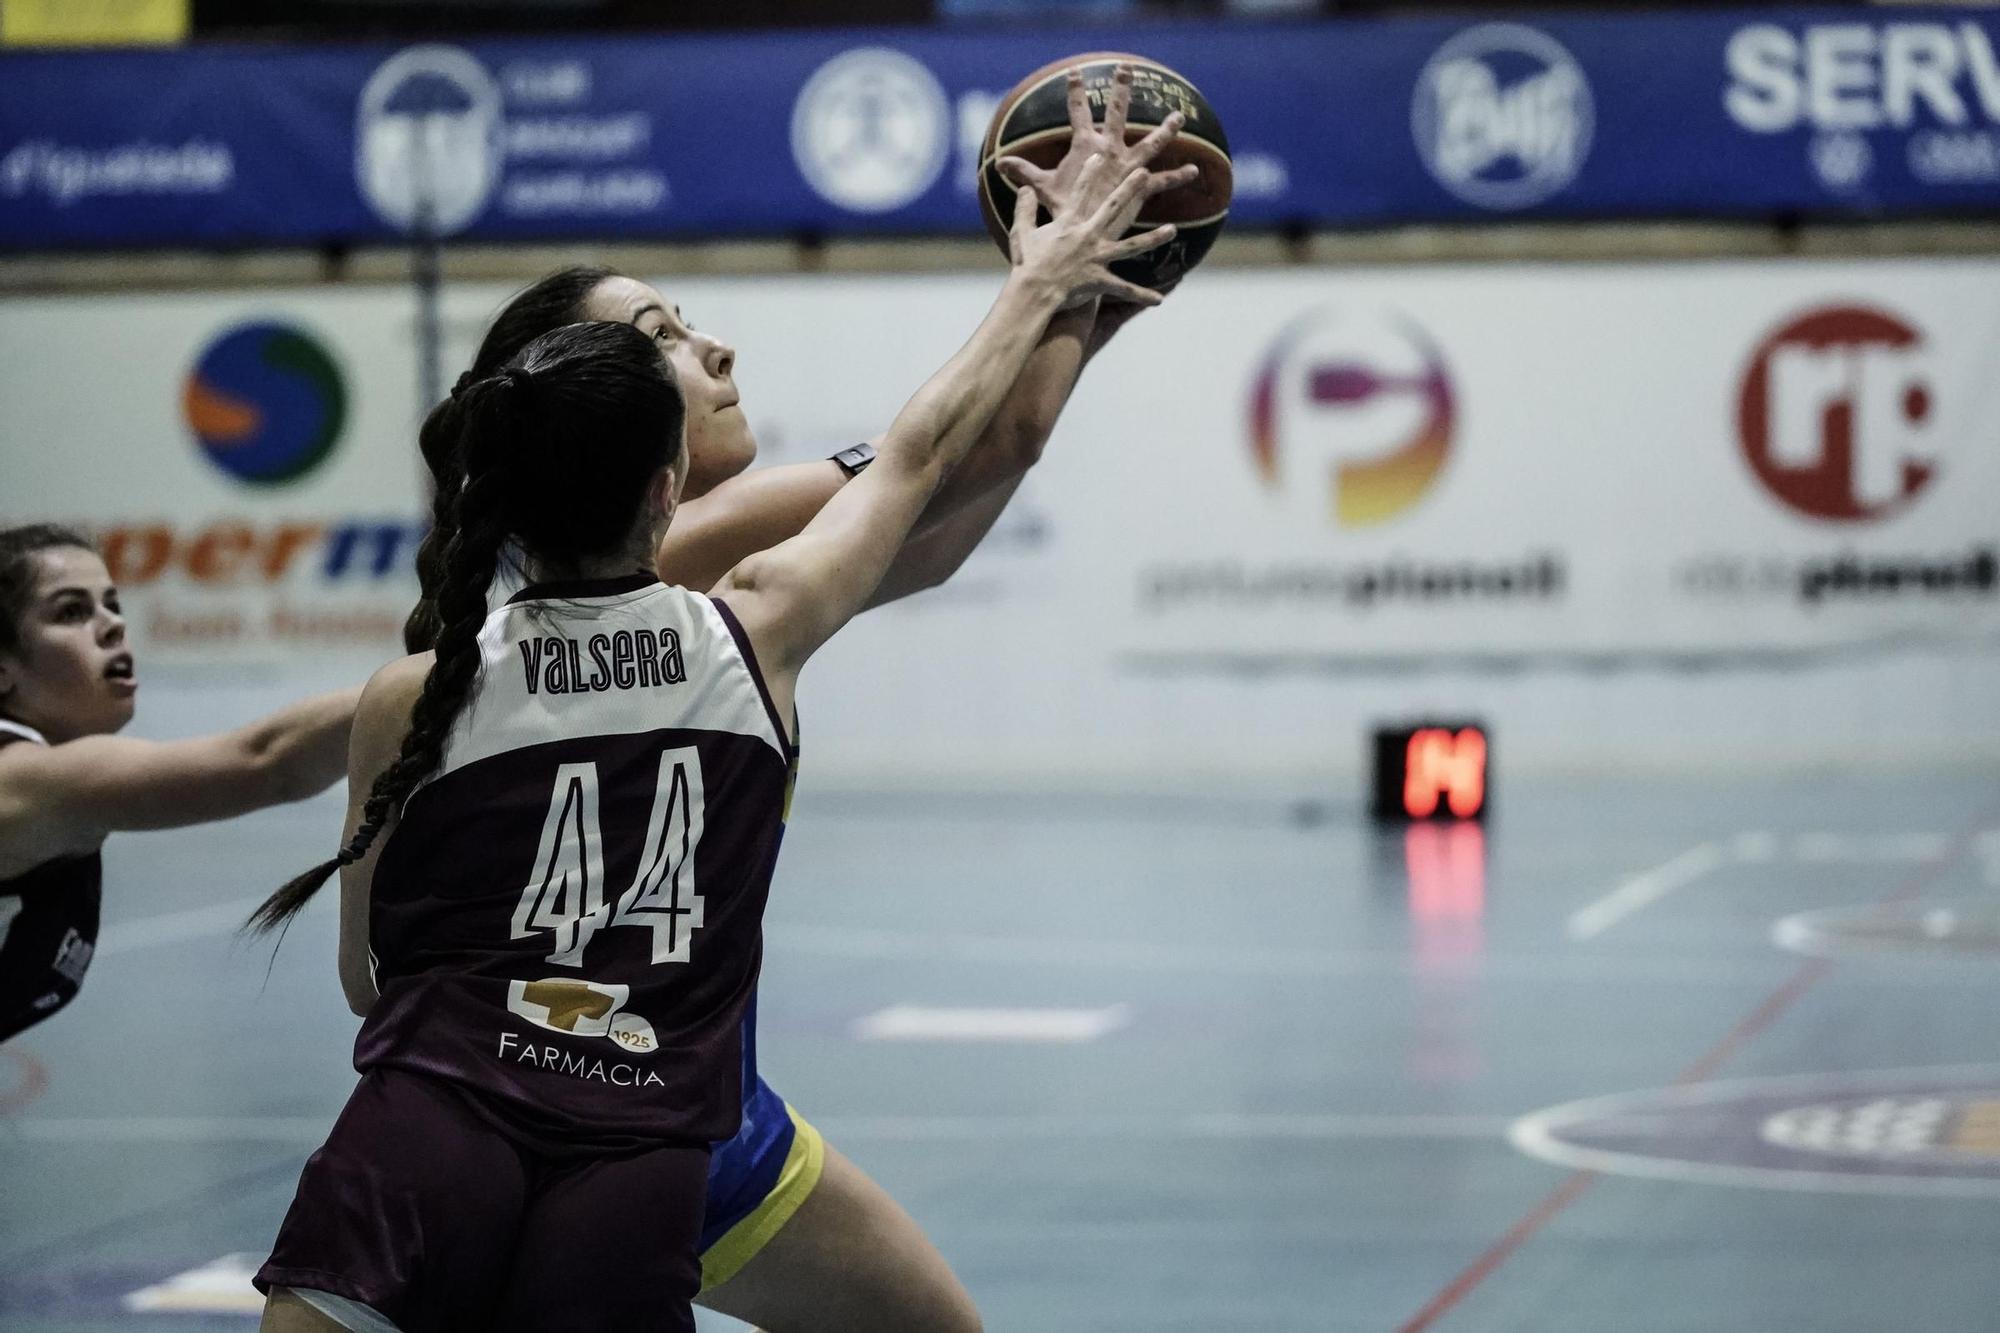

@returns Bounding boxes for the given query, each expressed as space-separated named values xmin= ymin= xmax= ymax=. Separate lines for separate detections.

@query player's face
xmin=584 ymin=277 xmax=754 ymax=499
xmin=0 ymin=548 xmax=136 ymax=743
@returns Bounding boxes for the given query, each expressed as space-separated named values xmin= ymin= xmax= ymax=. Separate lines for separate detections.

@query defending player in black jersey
xmin=0 ymin=524 xmax=356 ymax=1046
xmin=246 ymin=157 xmax=1172 ymax=1333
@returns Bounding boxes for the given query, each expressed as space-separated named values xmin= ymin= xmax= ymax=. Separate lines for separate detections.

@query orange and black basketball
xmin=978 ymin=53 xmax=1232 ymax=292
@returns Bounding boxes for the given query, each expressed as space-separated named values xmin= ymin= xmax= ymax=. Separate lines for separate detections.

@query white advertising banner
xmin=2 ymin=259 xmax=1996 ymax=775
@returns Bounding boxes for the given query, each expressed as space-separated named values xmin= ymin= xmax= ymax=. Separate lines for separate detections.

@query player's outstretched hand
xmin=1008 ymin=155 xmax=1175 ymax=310
xmin=994 ymin=63 xmax=1199 ymax=232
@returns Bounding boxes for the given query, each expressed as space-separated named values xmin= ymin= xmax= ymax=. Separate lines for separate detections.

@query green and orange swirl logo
xmin=183 ymin=321 xmax=347 ymax=486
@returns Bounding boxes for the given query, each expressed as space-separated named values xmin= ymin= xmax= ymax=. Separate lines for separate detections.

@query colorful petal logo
xmin=1247 ymin=309 xmax=1456 ymax=527
xmin=183 ymin=321 xmax=346 ymax=486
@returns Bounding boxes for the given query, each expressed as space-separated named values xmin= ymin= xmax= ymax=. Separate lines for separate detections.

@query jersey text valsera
xmin=355 ymin=574 xmax=795 ymax=1151
xmin=518 ymin=628 xmax=685 ymax=695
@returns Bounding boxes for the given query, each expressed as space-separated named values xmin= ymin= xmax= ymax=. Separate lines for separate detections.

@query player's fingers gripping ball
xmin=978 ymin=53 xmax=1232 ymax=293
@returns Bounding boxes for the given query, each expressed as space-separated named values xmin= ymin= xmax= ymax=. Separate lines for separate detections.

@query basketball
xmin=978 ymin=53 xmax=1232 ymax=292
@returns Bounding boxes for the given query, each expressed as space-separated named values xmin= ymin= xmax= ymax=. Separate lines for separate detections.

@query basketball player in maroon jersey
xmin=395 ymin=69 xmax=1189 ymax=1333
xmin=0 ymin=524 xmax=357 ymax=1046
xmin=248 ymin=159 xmax=1172 ymax=1331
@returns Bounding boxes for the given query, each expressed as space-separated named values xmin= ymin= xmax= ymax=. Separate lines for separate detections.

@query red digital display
xmin=1372 ymin=722 xmax=1490 ymax=821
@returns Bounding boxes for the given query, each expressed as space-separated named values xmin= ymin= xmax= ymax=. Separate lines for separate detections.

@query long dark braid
xmin=251 ymin=321 xmax=686 ymax=934
xmin=404 ymin=266 xmax=618 ymax=653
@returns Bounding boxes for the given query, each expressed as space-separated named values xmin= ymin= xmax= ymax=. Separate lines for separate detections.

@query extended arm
xmin=0 ymin=687 xmax=359 ymax=875
xmin=860 ymin=305 xmax=1094 ymax=606
xmin=656 ymin=304 xmax=1092 ymax=597
xmin=334 ymin=656 xmax=429 ymax=1016
xmin=658 ymin=68 xmax=1193 ymax=598
xmin=714 ymin=163 xmax=1169 ymax=692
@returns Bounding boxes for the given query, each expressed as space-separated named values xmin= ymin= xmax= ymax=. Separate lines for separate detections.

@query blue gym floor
xmin=3 ymin=767 xmax=1998 ymax=1331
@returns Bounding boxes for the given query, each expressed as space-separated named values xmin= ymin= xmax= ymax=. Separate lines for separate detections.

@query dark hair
xmin=0 ymin=524 xmax=97 ymax=660
xmin=250 ymin=321 xmax=685 ymax=934
xmin=405 ymin=266 xmax=620 ymax=652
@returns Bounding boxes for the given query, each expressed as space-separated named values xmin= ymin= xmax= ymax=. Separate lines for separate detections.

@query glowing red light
xmin=1403 ymin=727 xmax=1487 ymax=819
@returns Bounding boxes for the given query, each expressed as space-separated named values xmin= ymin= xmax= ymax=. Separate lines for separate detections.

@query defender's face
xmin=0 ymin=548 xmax=136 ymax=743
xmin=585 ymin=277 xmax=755 ymax=498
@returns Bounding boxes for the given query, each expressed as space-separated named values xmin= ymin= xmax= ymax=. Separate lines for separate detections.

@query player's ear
xmin=651 ymin=463 xmax=681 ymax=532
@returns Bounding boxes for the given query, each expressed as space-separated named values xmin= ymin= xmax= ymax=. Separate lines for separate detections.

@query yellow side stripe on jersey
xmin=698 ymin=1104 xmax=827 ymax=1292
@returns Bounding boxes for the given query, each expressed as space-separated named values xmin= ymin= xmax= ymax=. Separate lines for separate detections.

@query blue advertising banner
xmin=2 ymin=10 xmax=1998 ymax=250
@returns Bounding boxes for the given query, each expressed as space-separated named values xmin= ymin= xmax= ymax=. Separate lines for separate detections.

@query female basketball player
xmin=0 ymin=524 xmax=356 ymax=1045
xmin=249 ymin=159 xmax=1169 ymax=1332
xmin=394 ymin=69 xmax=1190 ymax=1333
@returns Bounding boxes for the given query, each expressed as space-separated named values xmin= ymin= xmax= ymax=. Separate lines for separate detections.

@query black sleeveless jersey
xmin=0 ymin=721 xmax=102 ymax=1045
xmin=355 ymin=575 xmax=796 ymax=1151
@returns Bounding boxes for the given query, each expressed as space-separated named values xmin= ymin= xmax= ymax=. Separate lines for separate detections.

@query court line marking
xmin=1771 ymin=903 xmax=2000 ymax=962
xmin=1400 ymin=811 xmax=1995 ymax=1333
xmin=1565 ymin=842 xmax=1725 ymax=941
xmin=1507 ymin=1063 xmax=2000 ymax=1200
xmin=851 ymin=1004 xmax=1133 ymax=1042
xmin=1567 ymin=828 xmax=1958 ymax=942
xmin=0 ymin=1112 xmax=1511 ymax=1144
xmin=76 ymin=899 xmax=1988 ymax=990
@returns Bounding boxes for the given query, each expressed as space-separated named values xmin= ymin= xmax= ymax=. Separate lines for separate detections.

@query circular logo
xmin=1246 ymin=308 xmax=1457 ymax=527
xmin=609 ymin=1012 xmax=658 ymax=1054
xmin=356 ymin=44 xmax=503 ymax=235
xmin=791 ymin=48 xmax=950 ymax=213
xmin=1737 ymin=305 xmax=1935 ymax=522
xmin=1513 ymin=1067 xmax=2000 ymax=1196
xmin=1412 ymin=24 xmax=1593 ymax=210
xmin=183 ymin=322 xmax=347 ymax=486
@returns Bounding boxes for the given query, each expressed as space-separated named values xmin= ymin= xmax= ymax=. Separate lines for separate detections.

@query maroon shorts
xmin=256 ymin=1068 xmax=709 ymax=1332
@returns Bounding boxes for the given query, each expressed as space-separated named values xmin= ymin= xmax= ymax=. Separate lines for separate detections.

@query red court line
xmin=1396 ymin=814 xmax=1992 ymax=1333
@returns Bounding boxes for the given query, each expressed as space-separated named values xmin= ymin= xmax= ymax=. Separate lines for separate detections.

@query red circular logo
xmin=1737 ymin=305 xmax=1935 ymax=522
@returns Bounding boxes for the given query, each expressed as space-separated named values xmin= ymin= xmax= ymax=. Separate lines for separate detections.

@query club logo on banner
xmin=356 ymin=45 xmax=505 ymax=235
xmin=183 ymin=322 xmax=348 ymax=487
xmin=792 ymin=48 xmax=951 ymax=213
xmin=1246 ymin=309 xmax=1456 ymax=527
xmin=1411 ymin=24 xmax=1593 ymax=210
xmin=1736 ymin=304 xmax=1935 ymax=522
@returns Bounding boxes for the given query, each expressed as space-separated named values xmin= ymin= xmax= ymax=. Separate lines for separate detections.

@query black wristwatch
xmin=830 ymin=442 xmax=876 ymax=478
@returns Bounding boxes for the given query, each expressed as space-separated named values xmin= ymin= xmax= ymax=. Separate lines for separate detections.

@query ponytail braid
xmin=402 ymin=389 xmax=470 ymax=652
xmin=251 ymin=319 xmax=681 ymax=936
xmin=248 ymin=381 xmax=520 ymax=935
xmin=403 ymin=266 xmax=616 ymax=649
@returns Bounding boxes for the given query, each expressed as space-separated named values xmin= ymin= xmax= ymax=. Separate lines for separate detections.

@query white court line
xmin=852 ymin=1004 xmax=1133 ymax=1043
xmin=0 ymin=1112 xmax=1510 ymax=1144
xmin=1509 ymin=1064 xmax=2000 ymax=1199
xmin=1568 ymin=829 xmax=1960 ymax=943
xmin=1566 ymin=842 xmax=1726 ymax=942
xmin=766 ymin=923 xmax=1977 ymax=986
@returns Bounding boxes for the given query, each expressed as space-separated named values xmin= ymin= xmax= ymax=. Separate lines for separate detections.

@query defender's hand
xmin=995 ymin=63 xmax=1199 ymax=232
xmin=1008 ymin=155 xmax=1175 ymax=311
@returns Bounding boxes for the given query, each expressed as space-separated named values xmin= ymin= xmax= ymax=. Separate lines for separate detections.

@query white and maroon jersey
xmin=355 ymin=573 xmax=796 ymax=1150
xmin=0 ymin=720 xmax=101 ymax=1045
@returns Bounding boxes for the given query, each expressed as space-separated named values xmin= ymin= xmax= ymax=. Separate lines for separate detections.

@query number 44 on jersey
xmin=511 ymin=747 xmax=707 ymax=968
